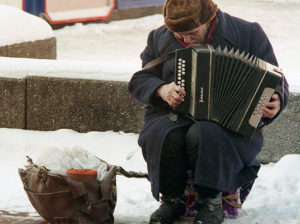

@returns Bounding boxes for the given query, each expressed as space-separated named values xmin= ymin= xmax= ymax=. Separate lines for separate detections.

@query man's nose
xmin=182 ymin=35 xmax=192 ymax=43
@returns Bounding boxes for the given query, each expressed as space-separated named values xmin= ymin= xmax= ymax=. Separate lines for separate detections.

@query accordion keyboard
xmin=249 ymin=87 xmax=275 ymax=127
xmin=176 ymin=58 xmax=186 ymax=90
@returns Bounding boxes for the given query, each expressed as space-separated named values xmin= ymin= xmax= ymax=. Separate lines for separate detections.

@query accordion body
xmin=174 ymin=45 xmax=282 ymax=138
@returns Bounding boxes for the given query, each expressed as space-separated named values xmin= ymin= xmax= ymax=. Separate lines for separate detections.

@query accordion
xmin=174 ymin=45 xmax=282 ymax=138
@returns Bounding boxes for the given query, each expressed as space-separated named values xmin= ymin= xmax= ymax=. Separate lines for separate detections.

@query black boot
xmin=149 ymin=196 xmax=186 ymax=224
xmin=194 ymin=193 xmax=224 ymax=224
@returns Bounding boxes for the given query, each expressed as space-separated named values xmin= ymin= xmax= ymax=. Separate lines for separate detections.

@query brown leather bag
xmin=18 ymin=156 xmax=117 ymax=224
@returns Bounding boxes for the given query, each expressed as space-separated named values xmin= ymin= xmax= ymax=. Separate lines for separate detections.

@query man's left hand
xmin=262 ymin=93 xmax=281 ymax=118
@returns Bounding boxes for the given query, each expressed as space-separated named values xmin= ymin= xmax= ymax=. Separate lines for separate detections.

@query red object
xmin=44 ymin=0 xmax=116 ymax=25
xmin=177 ymin=38 xmax=190 ymax=48
xmin=67 ymin=168 xmax=98 ymax=182
xmin=203 ymin=16 xmax=217 ymax=44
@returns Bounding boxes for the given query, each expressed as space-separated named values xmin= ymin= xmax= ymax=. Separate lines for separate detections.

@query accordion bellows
xmin=175 ymin=45 xmax=282 ymax=138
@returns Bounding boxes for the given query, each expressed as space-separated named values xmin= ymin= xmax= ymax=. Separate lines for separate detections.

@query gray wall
xmin=0 ymin=38 xmax=56 ymax=59
xmin=258 ymin=94 xmax=300 ymax=163
xmin=0 ymin=78 xmax=26 ymax=129
xmin=26 ymin=77 xmax=144 ymax=133
xmin=0 ymin=76 xmax=298 ymax=163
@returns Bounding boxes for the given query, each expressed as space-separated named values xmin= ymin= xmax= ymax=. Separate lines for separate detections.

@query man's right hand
xmin=156 ymin=82 xmax=186 ymax=108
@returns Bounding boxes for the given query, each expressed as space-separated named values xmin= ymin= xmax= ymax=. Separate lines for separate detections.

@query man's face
xmin=173 ymin=23 xmax=208 ymax=45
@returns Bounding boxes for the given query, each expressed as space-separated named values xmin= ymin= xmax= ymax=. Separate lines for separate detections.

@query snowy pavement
xmin=0 ymin=129 xmax=299 ymax=224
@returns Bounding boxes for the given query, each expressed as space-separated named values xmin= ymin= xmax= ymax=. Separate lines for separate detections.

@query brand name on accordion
xmin=199 ymin=87 xmax=204 ymax=103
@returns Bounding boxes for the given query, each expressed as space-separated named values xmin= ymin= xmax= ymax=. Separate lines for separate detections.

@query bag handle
xmin=114 ymin=166 xmax=148 ymax=179
xmin=95 ymin=156 xmax=148 ymax=179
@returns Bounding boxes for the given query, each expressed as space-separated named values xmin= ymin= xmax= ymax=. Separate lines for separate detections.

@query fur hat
xmin=163 ymin=0 xmax=218 ymax=33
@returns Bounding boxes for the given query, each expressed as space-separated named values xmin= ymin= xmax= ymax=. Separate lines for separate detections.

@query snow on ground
xmin=0 ymin=129 xmax=299 ymax=223
xmin=0 ymin=1 xmax=299 ymax=223
xmin=0 ymin=129 xmax=157 ymax=223
xmin=0 ymin=5 xmax=54 ymax=46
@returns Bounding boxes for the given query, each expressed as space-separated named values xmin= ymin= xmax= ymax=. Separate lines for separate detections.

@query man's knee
xmin=162 ymin=127 xmax=188 ymax=154
xmin=185 ymin=123 xmax=199 ymax=149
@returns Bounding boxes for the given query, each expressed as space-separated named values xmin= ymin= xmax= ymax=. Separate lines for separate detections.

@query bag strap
xmin=114 ymin=166 xmax=148 ymax=179
xmin=95 ymin=156 xmax=148 ymax=179
xmin=142 ymin=51 xmax=176 ymax=69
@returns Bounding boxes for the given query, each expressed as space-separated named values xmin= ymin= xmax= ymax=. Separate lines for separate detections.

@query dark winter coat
xmin=128 ymin=10 xmax=289 ymax=200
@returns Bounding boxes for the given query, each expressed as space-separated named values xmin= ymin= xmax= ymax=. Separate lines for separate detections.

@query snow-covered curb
xmin=0 ymin=57 xmax=135 ymax=81
xmin=0 ymin=5 xmax=54 ymax=47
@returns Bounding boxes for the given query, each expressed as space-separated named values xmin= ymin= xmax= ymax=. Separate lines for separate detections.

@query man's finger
xmin=262 ymin=107 xmax=277 ymax=118
xmin=171 ymin=91 xmax=183 ymax=101
xmin=169 ymin=101 xmax=179 ymax=108
xmin=171 ymin=95 xmax=182 ymax=104
xmin=174 ymin=85 xmax=186 ymax=96
xmin=261 ymin=108 xmax=273 ymax=118
xmin=264 ymin=101 xmax=276 ymax=109
xmin=271 ymin=94 xmax=279 ymax=100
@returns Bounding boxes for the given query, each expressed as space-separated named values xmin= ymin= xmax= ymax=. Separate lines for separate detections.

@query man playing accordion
xmin=128 ymin=0 xmax=289 ymax=223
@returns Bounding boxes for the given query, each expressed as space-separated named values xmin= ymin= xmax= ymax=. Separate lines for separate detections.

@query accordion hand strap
xmin=143 ymin=51 xmax=175 ymax=69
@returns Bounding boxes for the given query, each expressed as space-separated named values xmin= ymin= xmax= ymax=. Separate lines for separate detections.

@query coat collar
xmin=212 ymin=9 xmax=240 ymax=48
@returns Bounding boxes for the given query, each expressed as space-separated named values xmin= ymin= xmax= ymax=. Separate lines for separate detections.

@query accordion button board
xmin=176 ymin=58 xmax=186 ymax=90
xmin=249 ymin=87 xmax=274 ymax=127
xmin=174 ymin=44 xmax=282 ymax=138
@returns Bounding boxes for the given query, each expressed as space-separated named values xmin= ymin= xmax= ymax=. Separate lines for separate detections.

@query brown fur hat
xmin=163 ymin=0 xmax=218 ymax=33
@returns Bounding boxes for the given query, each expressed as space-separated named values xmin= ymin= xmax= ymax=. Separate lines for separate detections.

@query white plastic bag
xmin=36 ymin=146 xmax=108 ymax=181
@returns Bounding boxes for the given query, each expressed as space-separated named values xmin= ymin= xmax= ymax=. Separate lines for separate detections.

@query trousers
xmin=159 ymin=123 xmax=219 ymax=198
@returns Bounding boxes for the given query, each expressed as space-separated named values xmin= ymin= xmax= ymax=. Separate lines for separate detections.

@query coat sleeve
xmin=128 ymin=29 xmax=169 ymax=108
xmin=249 ymin=22 xmax=289 ymax=124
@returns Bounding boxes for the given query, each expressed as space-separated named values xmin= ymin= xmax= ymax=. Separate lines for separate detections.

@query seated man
xmin=128 ymin=0 xmax=289 ymax=223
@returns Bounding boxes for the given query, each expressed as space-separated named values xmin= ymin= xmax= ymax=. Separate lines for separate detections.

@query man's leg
xmin=149 ymin=126 xmax=189 ymax=224
xmin=185 ymin=124 xmax=224 ymax=224
xmin=159 ymin=126 xmax=189 ymax=196
xmin=185 ymin=123 xmax=199 ymax=172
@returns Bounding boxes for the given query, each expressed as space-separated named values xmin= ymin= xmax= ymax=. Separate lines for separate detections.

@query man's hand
xmin=156 ymin=82 xmax=186 ymax=107
xmin=262 ymin=93 xmax=281 ymax=118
